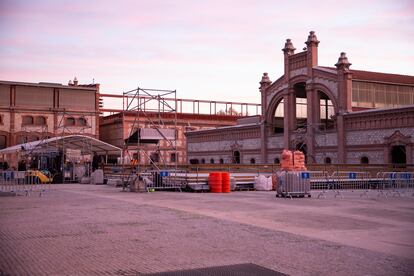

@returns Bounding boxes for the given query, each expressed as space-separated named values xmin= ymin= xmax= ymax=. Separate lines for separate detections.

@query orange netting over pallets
xmin=280 ymin=149 xmax=307 ymax=171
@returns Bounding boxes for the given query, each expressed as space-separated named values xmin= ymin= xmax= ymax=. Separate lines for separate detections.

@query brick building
xmin=99 ymin=112 xmax=243 ymax=164
xmin=0 ymin=78 xmax=100 ymax=151
xmin=186 ymin=32 xmax=414 ymax=165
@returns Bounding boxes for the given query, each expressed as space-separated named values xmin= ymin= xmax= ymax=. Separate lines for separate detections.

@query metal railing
xmin=0 ymin=171 xmax=52 ymax=197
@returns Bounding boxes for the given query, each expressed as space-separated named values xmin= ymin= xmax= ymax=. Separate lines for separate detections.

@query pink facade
xmin=186 ymin=32 xmax=414 ymax=165
xmin=0 ymin=79 xmax=101 ymax=151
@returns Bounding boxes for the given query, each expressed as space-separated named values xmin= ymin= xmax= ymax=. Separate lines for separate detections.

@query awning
xmin=125 ymin=128 xmax=175 ymax=145
xmin=0 ymin=135 xmax=122 ymax=156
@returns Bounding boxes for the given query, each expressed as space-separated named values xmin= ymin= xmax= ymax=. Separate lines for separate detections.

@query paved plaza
xmin=0 ymin=184 xmax=413 ymax=275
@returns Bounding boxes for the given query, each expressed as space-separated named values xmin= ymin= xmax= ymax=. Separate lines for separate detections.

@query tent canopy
xmin=0 ymin=135 xmax=122 ymax=156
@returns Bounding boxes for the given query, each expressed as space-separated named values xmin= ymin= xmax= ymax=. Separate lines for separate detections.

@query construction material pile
xmin=280 ymin=149 xmax=307 ymax=171
xmin=254 ymin=175 xmax=273 ymax=191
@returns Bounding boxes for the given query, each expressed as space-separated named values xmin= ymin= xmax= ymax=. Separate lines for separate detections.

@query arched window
xmin=250 ymin=158 xmax=256 ymax=164
xmin=189 ymin=159 xmax=199 ymax=164
xmin=22 ymin=116 xmax=34 ymax=125
xmin=219 ymin=158 xmax=224 ymax=164
xmin=274 ymin=158 xmax=280 ymax=164
xmin=319 ymin=91 xmax=335 ymax=130
xmin=210 ymin=158 xmax=215 ymax=164
xmin=0 ymin=115 xmax=3 ymax=125
xmin=77 ymin=117 xmax=87 ymax=126
xmin=273 ymin=98 xmax=284 ymax=134
xmin=201 ymin=158 xmax=205 ymax=164
xmin=65 ymin=117 xmax=75 ymax=126
xmin=360 ymin=156 xmax=369 ymax=164
xmin=35 ymin=116 xmax=46 ymax=126
xmin=294 ymin=82 xmax=307 ymax=130
xmin=325 ymin=157 xmax=332 ymax=164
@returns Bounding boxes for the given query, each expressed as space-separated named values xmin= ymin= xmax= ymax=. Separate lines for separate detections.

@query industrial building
xmin=99 ymin=91 xmax=260 ymax=165
xmin=0 ymin=78 xmax=101 ymax=169
xmin=186 ymin=32 xmax=414 ymax=165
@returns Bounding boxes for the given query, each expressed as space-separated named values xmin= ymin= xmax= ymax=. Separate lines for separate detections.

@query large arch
xmin=312 ymin=83 xmax=339 ymax=115
xmin=266 ymin=92 xmax=286 ymax=124
xmin=270 ymin=96 xmax=285 ymax=134
xmin=289 ymin=75 xmax=309 ymax=86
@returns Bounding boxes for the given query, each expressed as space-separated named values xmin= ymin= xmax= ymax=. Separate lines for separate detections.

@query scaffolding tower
xmin=54 ymin=110 xmax=94 ymax=183
xmin=122 ymin=87 xmax=178 ymax=190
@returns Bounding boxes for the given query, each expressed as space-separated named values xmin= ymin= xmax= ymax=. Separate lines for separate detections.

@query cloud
xmin=0 ymin=0 xmax=413 ymax=101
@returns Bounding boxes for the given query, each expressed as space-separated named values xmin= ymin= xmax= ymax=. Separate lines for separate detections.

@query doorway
xmin=232 ymin=151 xmax=241 ymax=164
xmin=391 ymin=145 xmax=406 ymax=164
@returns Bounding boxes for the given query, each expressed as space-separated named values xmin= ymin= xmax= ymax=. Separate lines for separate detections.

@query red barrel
xmin=221 ymin=172 xmax=231 ymax=193
xmin=208 ymin=172 xmax=222 ymax=193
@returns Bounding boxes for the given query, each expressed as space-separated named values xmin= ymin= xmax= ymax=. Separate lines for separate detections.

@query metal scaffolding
xmin=122 ymin=87 xmax=178 ymax=190
xmin=54 ymin=110 xmax=94 ymax=183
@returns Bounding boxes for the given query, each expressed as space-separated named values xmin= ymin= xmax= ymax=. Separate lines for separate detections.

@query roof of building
xmin=344 ymin=104 xmax=414 ymax=117
xmin=0 ymin=80 xmax=99 ymax=90
xmin=319 ymin=67 xmax=414 ymax=85
xmin=101 ymin=111 xmax=244 ymax=122
xmin=185 ymin=122 xmax=261 ymax=135
xmin=0 ymin=135 xmax=121 ymax=155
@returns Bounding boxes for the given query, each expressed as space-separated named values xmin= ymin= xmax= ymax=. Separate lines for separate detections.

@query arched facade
xmin=186 ymin=31 xmax=414 ymax=165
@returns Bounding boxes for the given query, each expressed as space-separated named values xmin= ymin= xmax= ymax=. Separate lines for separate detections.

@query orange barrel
xmin=221 ymin=172 xmax=231 ymax=193
xmin=208 ymin=172 xmax=222 ymax=193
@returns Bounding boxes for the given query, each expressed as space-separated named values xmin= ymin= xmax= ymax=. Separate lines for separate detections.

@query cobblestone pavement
xmin=0 ymin=185 xmax=413 ymax=275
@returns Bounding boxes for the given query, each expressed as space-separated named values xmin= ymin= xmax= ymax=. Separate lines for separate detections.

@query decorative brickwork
xmin=186 ymin=32 xmax=414 ymax=165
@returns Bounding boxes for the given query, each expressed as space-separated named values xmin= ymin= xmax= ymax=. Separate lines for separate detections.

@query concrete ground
xmin=0 ymin=185 xmax=413 ymax=276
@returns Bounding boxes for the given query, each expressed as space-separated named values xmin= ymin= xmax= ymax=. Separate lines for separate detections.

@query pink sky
xmin=0 ymin=0 xmax=413 ymax=104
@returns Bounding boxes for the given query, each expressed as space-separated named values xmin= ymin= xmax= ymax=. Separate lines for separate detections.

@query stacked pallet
xmin=281 ymin=149 xmax=307 ymax=171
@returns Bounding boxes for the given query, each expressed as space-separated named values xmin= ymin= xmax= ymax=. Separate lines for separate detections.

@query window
xmin=150 ymin=152 xmax=159 ymax=163
xmin=189 ymin=159 xmax=199 ymax=164
xmin=0 ymin=135 xmax=6 ymax=149
xmin=219 ymin=158 xmax=224 ymax=164
xmin=360 ymin=156 xmax=369 ymax=164
xmin=77 ymin=117 xmax=87 ymax=126
xmin=273 ymin=99 xmax=284 ymax=134
xmin=0 ymin=115 xmax=3 ymax=125
xmin=250 ymin=158 xmax=256 ymax=164
xmin=65 ymin=117 xmax=75 ymax=126
xmin=274 ymin=158 xmax=280 ymax=164
xmin=325 ymin=157 xmax=332 ymax=164
xmin=35 ymin=116 xmax=46 ymax=126
xmin=232 ymin=151 xmax=240 ymax=164
xmin=201 ymin=159 xmax=205 ymax=164
xmin=210 ymin=158 xmax=215 ymax=164
xmin=170 ymin=153 xmax=177 ymax=162
xmin=22 ymin=116 xmax=34 ymax=125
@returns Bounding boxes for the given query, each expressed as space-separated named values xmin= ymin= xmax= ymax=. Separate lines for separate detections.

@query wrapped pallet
xmin=293 ymin=151 xmax=307 ymax=171
xmin=255 ymin=175 xmax=273 ymax=191
xmin=281 ymin=149 xmax=294 ymax=170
